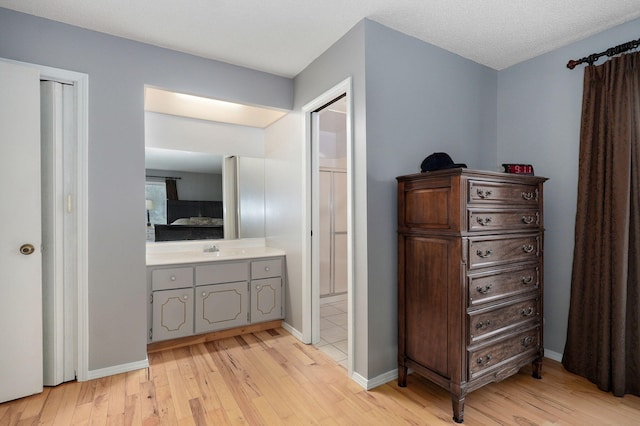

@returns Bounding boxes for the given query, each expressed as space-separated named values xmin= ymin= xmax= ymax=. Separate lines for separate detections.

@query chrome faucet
xmin=204 ymin=244 xmax=219 ymax=252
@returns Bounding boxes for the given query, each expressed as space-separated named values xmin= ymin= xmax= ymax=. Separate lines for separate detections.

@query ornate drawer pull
xmin=476 ymin=284 xmax=492 ymax=294
xmin=520 ymin=307 xmax=535 ymax=317
xmin=477 ymin=354 xmax=492 ymax=365
xmin=476 ymin=249 xmax=493 ymax=258
xmin=476 ymin=189 xmax=492 ymax=199
xmin=522 ymin=336 xmax=535 ymax=346
xmin=476 ymin=320 xmax=492 ymax=330
xmin=521 ymin=275 xmax=534 ymax=285
xmin=475 ymin=216 xmax=493 ymax=226
xmin=521 ymin=244 xmax=534 ymax=253
xmin=521 ymin=190 xmax=538 ymax=201
xmin=521 ymin=215 xmax=535 ymax=224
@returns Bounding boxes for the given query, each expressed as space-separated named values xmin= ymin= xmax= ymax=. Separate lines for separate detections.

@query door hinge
xmin=149 ymin=328 xmax=153 ymax=340
xmin=150 ymin=293 xmax=153 ymax=304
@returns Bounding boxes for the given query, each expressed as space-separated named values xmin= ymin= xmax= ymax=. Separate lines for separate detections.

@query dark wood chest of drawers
xmin=396 ymin=169 xmax=547 ymax=423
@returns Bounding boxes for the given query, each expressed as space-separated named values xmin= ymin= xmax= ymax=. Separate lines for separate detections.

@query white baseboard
xmin=281 ymin=321 xmax=308 ymax=343
xmin=544 ymin=348 xmax=563 ymax=362
xmin=84 ymin=358 xmax=150 ymax=381
xmin=352 ymin=369 xmax=397 ymax=390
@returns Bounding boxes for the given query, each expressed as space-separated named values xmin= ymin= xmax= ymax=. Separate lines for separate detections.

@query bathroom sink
xmin=205 ymin=249 xmax=247 ymax=257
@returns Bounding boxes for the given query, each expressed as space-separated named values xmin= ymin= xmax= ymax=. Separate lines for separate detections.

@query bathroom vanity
xmin=146 ymin=241 xmax=285 ymax=344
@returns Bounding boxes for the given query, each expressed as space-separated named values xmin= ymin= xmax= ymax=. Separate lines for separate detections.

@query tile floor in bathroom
xmin=315 ymin=296 xmax=348 ymax=369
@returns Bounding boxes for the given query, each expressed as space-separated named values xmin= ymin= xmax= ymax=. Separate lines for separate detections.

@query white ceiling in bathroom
xmin=1 ymin=0 xmax=639 ymax=78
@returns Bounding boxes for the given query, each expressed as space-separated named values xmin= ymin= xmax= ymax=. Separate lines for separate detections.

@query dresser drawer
xmin=468 ymin=327 xmax=541 ymax=379
xmin=196 ymin=261 xmax=249 ymax=285
xmin=468 ymin=264 xmax=539 ymax=306
xmin=469 ymin=297 xmax=540 ymax=343
xmin=468 ymin=180 xmax=540 ymax=206
xmin=251 ymin=258 xmax=282 ymax=280
xmin=151 ymin=267 xmax=193 ymax=291
xmin=468 ymin=209 xmax=540 ymax=232
xmin=468 ymin=234 xmax=540 ymax=270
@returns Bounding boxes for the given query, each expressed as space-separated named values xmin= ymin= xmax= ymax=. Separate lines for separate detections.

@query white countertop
xmin=146 ymin=239 xmax=285 ymax=266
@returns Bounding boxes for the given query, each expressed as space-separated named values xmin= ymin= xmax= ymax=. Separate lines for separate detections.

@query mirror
xmin=145 ymin=148 xmax=265 ymax=242
xmin=143 ymin=87 xmax=287 ymax=243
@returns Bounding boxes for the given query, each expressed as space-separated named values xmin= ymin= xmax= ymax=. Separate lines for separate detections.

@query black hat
xmin=420 ymin=152 xmax=466 ymax=172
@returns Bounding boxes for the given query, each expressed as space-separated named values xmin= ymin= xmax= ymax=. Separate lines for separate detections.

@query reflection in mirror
xmin=145 ymin=147 xmax=265 ymax=242
xmin=145 ymin=147 xmax=224 ymax=241
xmin=143 ymin=86 xmax=286 ymax=243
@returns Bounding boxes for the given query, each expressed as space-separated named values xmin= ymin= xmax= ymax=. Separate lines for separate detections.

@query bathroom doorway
xmin=315 ymin=95 xmax=348 ymax=367
xmin=304 ymin=80 xmax=353 ymax=371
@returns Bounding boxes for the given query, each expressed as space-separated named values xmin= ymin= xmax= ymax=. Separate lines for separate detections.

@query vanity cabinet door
xmin=195 ymin=282 xmax=249 ymax=333
xmin=151 ymin=288 xmax=194 ymax=341
xmin=251 ymin=278 xmax=283 ymax=323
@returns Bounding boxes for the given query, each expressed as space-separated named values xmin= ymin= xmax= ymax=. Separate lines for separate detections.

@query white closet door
xmin=41 ymin=80 xmax=77 ymax=386
xmin=0 ymin=60 xmax=43 ymax=403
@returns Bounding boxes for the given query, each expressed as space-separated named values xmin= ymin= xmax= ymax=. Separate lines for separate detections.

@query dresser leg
xmin=452 ymin=395 xmax=465 ymax=423
xmin=398 ymin=366 xmax=408 ymax=387
xmin=532 ymin=357 xmax=543 ymax=379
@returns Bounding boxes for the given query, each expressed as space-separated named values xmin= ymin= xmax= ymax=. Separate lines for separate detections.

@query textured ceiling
xmin=1 ymin=0 xmax=639 ymax=77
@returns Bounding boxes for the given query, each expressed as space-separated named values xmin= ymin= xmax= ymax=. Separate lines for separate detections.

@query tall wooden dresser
xmin=396 ymin=169 xmax=547 ymax=423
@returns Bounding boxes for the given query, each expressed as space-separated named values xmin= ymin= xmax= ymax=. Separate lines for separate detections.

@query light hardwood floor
xmin=1 ymin=328 xmax=639 ymax=425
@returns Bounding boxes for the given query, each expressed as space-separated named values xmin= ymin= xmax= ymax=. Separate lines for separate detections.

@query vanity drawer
xmin=468 ymin=297 xmax=540 ymax=343
xmin=251 ymin=258 xmax=282 ymax=280
xmin=468 ymin=264 xmax=539 ymax=306
xmin=468 ymin=234 xmax=540 ymax=270
xmin=468 ymin=209 xmax=540 ymax=232
xmin=196 ymin=261 xmax=249 ymax=285
xmin=151 ymin=267 xmax=193 ymax=291
xmin=468 ymin=180 xmax=540 ymax=206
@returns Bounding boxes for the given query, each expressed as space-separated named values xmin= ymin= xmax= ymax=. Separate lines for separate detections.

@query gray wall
xmin=293 ymin=20 xmax=370 ymax=374
xmin=0 ymin=7 xmax=292 ymax=371
xmin=496 ymin=17 xmax=640 ymax=355
xmin=363 ymin=21 xmax=497 ymax=377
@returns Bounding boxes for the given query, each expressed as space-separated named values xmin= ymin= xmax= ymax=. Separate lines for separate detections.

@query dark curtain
xmin=563 ymin=52 xmax=640 ymax=397
xmin=166 ymin=178 xmax=178 ymax=201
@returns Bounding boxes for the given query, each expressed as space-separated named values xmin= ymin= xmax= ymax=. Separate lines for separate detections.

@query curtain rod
xmin=146 ymin=175 xmax=181 ymax=180
xmin=567 ymin=36 xmax=640 ymax=69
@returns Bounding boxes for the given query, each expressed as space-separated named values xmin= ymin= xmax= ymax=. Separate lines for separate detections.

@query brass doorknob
xmin=19 ymin=244 xmax=35 ymax=255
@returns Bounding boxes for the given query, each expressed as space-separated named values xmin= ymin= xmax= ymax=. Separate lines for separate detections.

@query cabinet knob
xmin=202 ymin=292 xmax=207 ymax=297
xmin=521 ymin=244 xmax=535 ymax=253
xmin=265 ymin=266 xmax=270 ymax=271
xmin=477 ymin=354 xmax=492 ymax=365
xmin=476 ymin=284 xmax=492 ymax=294
xmin=476 ymin=249 xmax=492 ymax=258
xmin=475 ymin=320 xmax=492 ymax=330
xmin=256 ymin=285 xmax=261 ymax=290
xmin=521 ymin=275 xmax=534 ymax=285
xmin=475 ymin=216 xmax=493 ymax=226
xmin=522 ymin=336 xmax=535 ymax=346
xmin=182 ymin=294 xmax=189 ymax=300
xmin=476 ymin=189 xmax=492 ymax=199
xmin=521 ymin=215 xmax=536 ymax=224
xmin=520 ymin=307 xmax=535 ymax=317
xmin=170 ymin=275 xmax=176 ymax=281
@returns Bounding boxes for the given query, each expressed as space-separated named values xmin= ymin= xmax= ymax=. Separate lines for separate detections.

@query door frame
xmin=1 ymin=58 xmax=90 ymax=381
xmin=301 ymin=78 xmax=354 ymax=375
